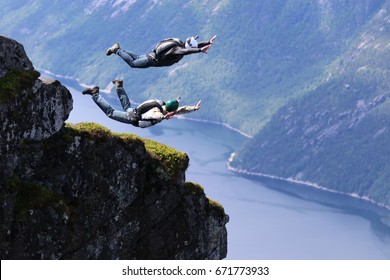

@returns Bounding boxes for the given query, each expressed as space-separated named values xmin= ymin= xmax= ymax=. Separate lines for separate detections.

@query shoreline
xmin=175 ymin=115 xmax=253 ymax=139
xmin=227 ymin=152 xmax=390 ymax=211
xmin=38 ymin=67 xmax=115 ymax=94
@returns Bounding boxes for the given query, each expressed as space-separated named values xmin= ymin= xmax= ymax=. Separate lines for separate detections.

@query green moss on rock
xmin=65 ymin=122 xmax=113 ymax=140
xmin=184 ymin=182 xmax=205 ymax=196
xmin=65 ymin=122 xmax=189 ymax=183
xmin=184 ymin=182 xmax=225 ymax=214
xmin=144 ymin=138 xmax=189 ymax=178
xmin=0 ymin=69 xmax=40 ymax=103
xmin=65 ymin=122 xmax=143 ymax=144
xmin=208 ymin=198 xmax=224 ymax=213
xmin=2 ymin=176 xmax=63 ymax=218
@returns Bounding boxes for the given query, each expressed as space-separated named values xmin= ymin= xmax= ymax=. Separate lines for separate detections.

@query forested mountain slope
xmin=231 ymin=2 xmax=390 ymax=208
xmin=0 ymin=0 xmax=384 ymax=134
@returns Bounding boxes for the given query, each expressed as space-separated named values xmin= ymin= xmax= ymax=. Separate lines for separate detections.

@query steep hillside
xmin=0 ymin=0 xmax=384 ymax=134
xmin=230 ymin=3 xmax=390 ymax=208
xmin=0 ymin=35 xmax=228 ymax=260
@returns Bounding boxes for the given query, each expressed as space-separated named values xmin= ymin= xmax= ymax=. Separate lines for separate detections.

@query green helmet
xmin=165 ymin=99 xmax=179 ymax=112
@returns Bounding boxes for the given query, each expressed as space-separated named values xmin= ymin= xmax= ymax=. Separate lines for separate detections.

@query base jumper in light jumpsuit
xmin=89 ymin=84 xmax=200 ymax=128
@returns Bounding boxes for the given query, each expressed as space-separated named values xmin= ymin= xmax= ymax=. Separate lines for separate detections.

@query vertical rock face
xmin=0 ymin=35 xmax=228 ymax=260
xmin=0 ymin=36 xmax=34 ymax=76
xmin=0 ymin=36 xmax=73 ymax=177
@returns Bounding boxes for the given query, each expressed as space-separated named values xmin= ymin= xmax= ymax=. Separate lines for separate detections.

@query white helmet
xmin=185 ymin=36 xmax=198 ymax=49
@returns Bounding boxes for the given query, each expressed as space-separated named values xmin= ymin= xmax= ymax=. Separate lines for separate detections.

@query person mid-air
xmin=106 ymin=35 xmax=217 ymax=68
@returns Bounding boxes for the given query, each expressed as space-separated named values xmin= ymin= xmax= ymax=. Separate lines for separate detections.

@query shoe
xmin=112 ymin=79 xmax=123 ymax=88
xmin=82 ymin=86 xmax=99 ymax=96
xmin=106 ymin=43 xmax=120 ymax=56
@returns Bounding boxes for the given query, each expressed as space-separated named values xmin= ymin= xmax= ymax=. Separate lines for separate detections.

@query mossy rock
xmin=0 ymin=69 xmax=40 ymax=103
xmin=144 ymin=138 xmax=189 ymax=178
xmin=65 ymin=122 xmax=189 ymax=181
xmin=184 ymin=182 xmax=224 ymax=213
xmin=65 ymin=122 xmax=143 ymax=144
xmin=1 ymin=176 xmax=64 ymax=218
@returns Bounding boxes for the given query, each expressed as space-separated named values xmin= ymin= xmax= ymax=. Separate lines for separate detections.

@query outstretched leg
xmin=82 ymin=86 xmax=139 ymax=125
xmin=92 ymin=94 xmax=140 ymax=124
xmin=116 ymin=49 xmax=151 ymax=68
xmin=106 ymin=43 xmax=151 ymax=68
xmin=112 ymin=80 xmax=131 ymax=112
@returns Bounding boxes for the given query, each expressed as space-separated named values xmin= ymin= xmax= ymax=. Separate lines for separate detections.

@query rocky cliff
xmin=0 ymin=35 xmax=228 ymax=259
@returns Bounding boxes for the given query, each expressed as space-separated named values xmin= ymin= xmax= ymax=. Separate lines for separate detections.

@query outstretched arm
xmin=194 ymin=100 xmax=202 ymax=110
xmin=198 ymin=35 xmax=217 ymax=48
xmin=174 ymin=34 xmax=217 ymax=55
xmin=174 ymin=100 xmax=202 ymax=115
xmin=199 ymin=35 xmax=217 ymax=53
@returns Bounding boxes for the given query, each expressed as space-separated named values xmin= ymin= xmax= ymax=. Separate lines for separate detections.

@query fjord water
xmin=66 ymin=82 xmax=390 ymax=260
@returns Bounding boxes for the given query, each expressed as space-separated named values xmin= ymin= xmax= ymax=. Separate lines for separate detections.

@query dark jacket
xmin=149 ymin=38 xmax=211 ymax=67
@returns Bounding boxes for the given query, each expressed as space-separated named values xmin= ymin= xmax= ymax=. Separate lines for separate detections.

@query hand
xmin=201 ymin=45 xmax=211 ymax=54
xmin=195 ymin=100 xmax=202 ymax=110
xmin=209 ymin=35 xmax=217 ymax=44
xmin=164 ymin=111 xmax=176 ymax=119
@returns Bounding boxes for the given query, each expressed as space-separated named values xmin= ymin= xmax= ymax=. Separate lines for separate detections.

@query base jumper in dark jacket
xmin=106 ymin=35 xmax=217 ymax=68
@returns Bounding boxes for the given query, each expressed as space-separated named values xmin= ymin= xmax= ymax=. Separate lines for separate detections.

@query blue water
xmin=62 ymin=78 xmax=390 ymax=260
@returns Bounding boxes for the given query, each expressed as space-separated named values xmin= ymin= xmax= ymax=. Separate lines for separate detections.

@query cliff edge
xmin=0 ymin=35 xmax=228 ymax=259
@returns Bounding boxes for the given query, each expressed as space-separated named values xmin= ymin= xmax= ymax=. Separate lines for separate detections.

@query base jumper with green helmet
xmin=136 ymin=97 xmax=180 ymax=115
